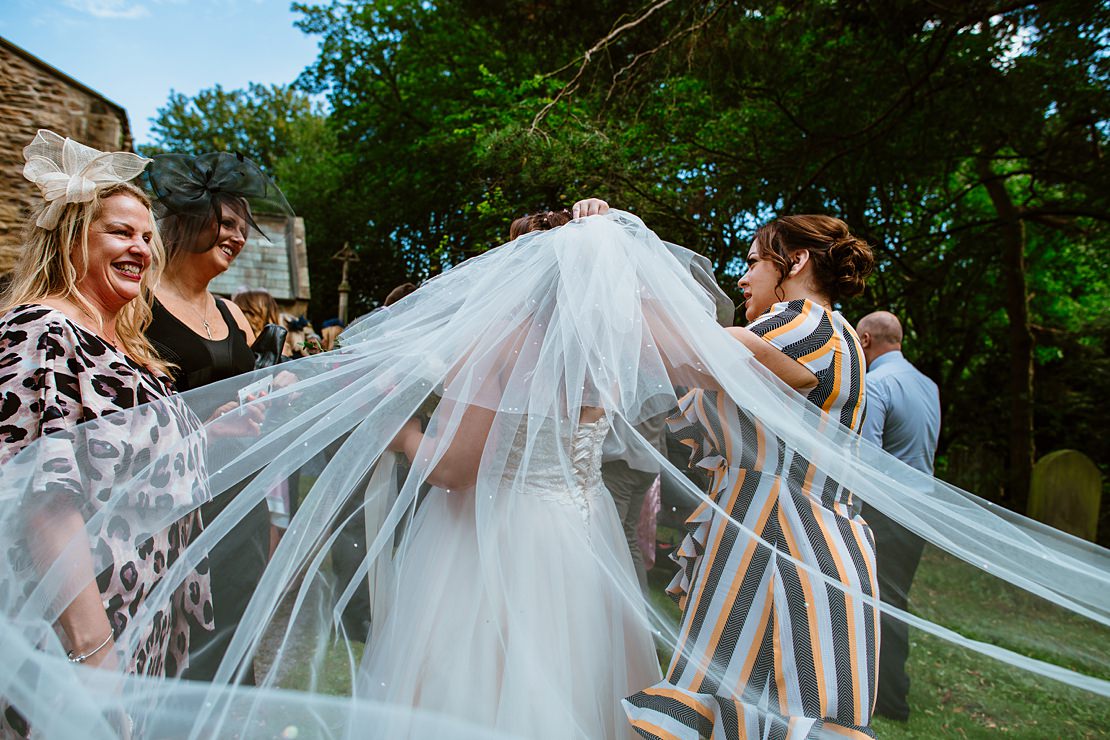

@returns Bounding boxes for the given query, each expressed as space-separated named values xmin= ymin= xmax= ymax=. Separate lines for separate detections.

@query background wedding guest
xmin=282 ymin=314 xmax=321 ymax=357
xmin=319 ymin=317 xmax=345 ymax=351
xmin=383 ymin=281 xmax=418 ymax=307
xmin=0 ymin=131 xmax=213 ymax=734
xmin=327 ymin=279 xmax=420 ymax=641
xmin=857 ymin=309 xmax=942 ymax=722
xmin=347 ymin=281 xmax=420 ymax=331
xmin=144 ymin=151 xmax=293 ymax=684
xmin=601 ymin=419 xmax=666 ymax=593
xmin=232 ymin=287 xmax=288 ymax=369
xmin=231 ymin=287 xmax=293 ymax=555
xmin=232 ymin=288 xmax=281 ymax=346
xmin=232 ymin=286 xmax=291 ymax=539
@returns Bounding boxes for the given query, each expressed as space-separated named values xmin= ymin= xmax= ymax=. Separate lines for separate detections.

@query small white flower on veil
xmin=22 ymin=129 xmax=152 ymax=229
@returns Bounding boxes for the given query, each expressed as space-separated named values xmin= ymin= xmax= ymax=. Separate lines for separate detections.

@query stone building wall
xmin=0 ymin=37 xmax=132 ymax=273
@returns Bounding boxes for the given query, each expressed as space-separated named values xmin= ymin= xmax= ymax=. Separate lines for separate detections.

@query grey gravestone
xmin=1027 ymin=450 xmax=1101 ymax=541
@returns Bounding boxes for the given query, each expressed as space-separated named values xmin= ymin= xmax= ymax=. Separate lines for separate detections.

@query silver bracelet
xmin=67 ymin=631 xmax=113 ymax=663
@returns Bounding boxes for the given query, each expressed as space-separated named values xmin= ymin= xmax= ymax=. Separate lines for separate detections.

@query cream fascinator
xmin=22 ymin=129 xmax=152 ymax=230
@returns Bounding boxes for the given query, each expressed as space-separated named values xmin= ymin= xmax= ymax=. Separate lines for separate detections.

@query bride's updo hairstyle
xmin=753 ymin=215 xmax=874 ymax=301
xmin=509 ymin=209 xmax=573 ymax=240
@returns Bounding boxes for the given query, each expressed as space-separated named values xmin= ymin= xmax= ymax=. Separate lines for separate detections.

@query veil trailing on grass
xmin=1 ymin=212 xmax=1107 ymax=738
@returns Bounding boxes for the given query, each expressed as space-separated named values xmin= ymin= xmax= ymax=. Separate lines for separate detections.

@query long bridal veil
xmin=1 ymin=211 xmax=1107 ymax=738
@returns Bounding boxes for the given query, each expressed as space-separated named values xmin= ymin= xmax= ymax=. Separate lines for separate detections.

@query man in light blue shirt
xmin=857 ymin=310 xmax=941 ymax=722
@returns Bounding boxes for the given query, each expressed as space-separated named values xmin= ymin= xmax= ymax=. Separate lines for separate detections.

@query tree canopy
xmin=148 ymin=0 xmax=1110 ymax=530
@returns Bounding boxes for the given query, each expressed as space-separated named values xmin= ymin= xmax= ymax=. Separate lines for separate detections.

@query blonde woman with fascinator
xmin=0 ymin=131 xmax=214 ymax=734
xmin=144 ymin=152 xmax=294 ymax=684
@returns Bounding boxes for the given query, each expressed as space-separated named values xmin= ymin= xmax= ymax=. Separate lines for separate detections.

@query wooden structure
xmin=332 ymin=242 xmax=359 ymax=324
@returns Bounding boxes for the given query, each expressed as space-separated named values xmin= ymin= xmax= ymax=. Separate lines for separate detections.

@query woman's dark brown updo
xmin=509 ymin=209 xmax=573 ymax=240
xmin=752 ymin=215 xmax=874 ymax=302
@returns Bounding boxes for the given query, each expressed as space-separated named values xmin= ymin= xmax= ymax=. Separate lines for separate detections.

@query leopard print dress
xmin=0 ymin=304 xmax=213 ymax=687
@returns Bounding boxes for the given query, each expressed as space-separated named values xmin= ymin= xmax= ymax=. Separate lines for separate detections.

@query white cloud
xmin=62 ymin=0 xmax=149 ymax=20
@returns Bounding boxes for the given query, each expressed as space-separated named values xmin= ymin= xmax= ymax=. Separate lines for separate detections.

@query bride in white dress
xmin=357 ymin=211 xmax=663 ymax=738
xmin=367 ymin=409 xmax=659 ymax=738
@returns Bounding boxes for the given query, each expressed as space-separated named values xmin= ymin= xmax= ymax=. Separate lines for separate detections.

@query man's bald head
xmin=858 ymin=311 xmax=903 ymax=345
xmin=857 ymin=311 xmax=903 ymax=366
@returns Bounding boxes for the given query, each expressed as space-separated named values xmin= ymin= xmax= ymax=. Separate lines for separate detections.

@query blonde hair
xmin=320 ymin=324 xmax=342 ymax=351
xmin=232 ymin=289 xmax=280 ymax=338
xmin=0 ymin=182 xmax=172 ymax=376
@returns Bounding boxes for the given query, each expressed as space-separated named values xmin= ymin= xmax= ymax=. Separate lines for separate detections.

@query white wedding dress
xmin=357 ymin=416 xmax=661 ymax=739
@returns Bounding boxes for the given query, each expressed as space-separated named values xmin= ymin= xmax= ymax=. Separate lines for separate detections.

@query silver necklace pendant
xmin=203 ymin=320 xmax=213 ymax=340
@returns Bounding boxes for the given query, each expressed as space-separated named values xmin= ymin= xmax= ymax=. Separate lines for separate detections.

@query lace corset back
xmin=502 ymin=416 xmax=611 ymax=521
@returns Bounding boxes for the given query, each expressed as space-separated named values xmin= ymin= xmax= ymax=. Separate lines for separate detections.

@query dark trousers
xmin=332 ymin=492 xmax=374 ymax=642
xmin=184 ymin=492 xmax=270 ymax=684
xmin=602 ymin=460 xmax=656 ymax=593
xmin=863 ymin=503 xmax=926 ymax=721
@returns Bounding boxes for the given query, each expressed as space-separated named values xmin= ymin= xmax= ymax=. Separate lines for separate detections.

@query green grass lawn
xmin=869 ymin=547 xmax=1110 ymax=738
xmin=264 ymin=494 xmax=1108 ymax=737
xmin=871 ymin=631 xmax=1107 ymax=739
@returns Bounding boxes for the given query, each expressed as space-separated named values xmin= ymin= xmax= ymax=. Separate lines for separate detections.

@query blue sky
xmin=0 ymin=0 xmax=322 ymax=145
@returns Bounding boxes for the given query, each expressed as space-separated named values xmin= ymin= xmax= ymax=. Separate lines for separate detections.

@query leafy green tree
xmin=153 ymin=0 xmax=1109 ymax=524
xmin=509 ymin=0 xmax=1110 ymax=510
xmin=144 ymin=83 xmax=323 ymax=172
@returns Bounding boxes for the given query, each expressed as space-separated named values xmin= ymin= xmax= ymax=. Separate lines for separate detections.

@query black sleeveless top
xmin=147 ymin=297 xmax=255 ymax=392
xmin=147 ymin=297 xmax=268 ymax=685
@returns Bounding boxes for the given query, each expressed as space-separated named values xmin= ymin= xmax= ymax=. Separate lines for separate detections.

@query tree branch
xmin=530 ymin=0 xmax=676 ymax=133
xmin=604 ymin=3 xmax=728 ymax=104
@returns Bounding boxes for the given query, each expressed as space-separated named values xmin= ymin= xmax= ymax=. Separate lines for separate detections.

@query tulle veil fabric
xmin=0 ymin=211 xmax=1107 ymax=739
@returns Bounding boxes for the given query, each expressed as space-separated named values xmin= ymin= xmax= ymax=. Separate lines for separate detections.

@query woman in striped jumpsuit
xmin=625 ymin=215 xmax=879 ymax=740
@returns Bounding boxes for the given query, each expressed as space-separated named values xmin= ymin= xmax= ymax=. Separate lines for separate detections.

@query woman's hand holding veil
xmin=572 ymin=198 xmax=610 ymax=218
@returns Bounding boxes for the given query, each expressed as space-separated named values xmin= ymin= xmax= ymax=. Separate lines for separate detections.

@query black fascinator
xmin=146 ymin=152 xmax=294 ymax=254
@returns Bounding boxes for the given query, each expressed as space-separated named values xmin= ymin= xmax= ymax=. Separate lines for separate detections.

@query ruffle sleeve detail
xmin=665 ymin=500 xmax=711 ymax=610
xmin=666 ymin=389 xmax=724 ymax=466
xmin=663 ymin=389 xmax=730 ymax=610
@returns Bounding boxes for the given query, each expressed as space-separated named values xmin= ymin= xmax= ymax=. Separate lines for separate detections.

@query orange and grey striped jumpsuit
xmin=625 ymin=298 xmax=879 ymax=740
